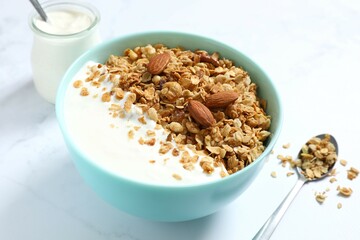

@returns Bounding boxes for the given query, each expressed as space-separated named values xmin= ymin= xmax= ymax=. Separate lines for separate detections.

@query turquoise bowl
xmin=56 ymin=31 xmax=282 ymax=222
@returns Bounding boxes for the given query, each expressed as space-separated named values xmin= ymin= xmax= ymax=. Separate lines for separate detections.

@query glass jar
xmin=29 ymin=0 xmax=101 ymax=104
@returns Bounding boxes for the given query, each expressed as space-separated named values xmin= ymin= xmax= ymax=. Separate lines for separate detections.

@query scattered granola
xmin=329 ymin=168 xmax=337 ymax=177
xmin=73 ymin=80 xmax=83 ymax=88
xmin=340 ymin=159 xmax=347 ymax=166
xmin=282 ymin=143 xmax=290 ymax=149
xmin=329 ymin=177 xmax=337 ymax=183
xmin=138 ymin=137 xmax=145 ymax=145
xmin=172 ymin=173 xmax=182 ymax=181
xmin=144 ymin=138 xmax=156 ymax=146
xmin=146 ymin=130 xmax=156 ymax=137
xmin=271 ymin=171 xmax=277 ymax=178
xmin=315 ymin=192 xmax=327 ymax=204
xmin=171 ymin=148 xmax=180 ymax=157
xmin=80 ymin=87 xmax=89 ymax=96
xmin=347 ymin=167 xmax=359 ymax=180
xmin=101 ymin=92 xmax=111 ymax=102
xmin=159 ymin=142 xmax=173 ymax=154
xmin=337 ymin=202 xmax=342 ymax=209
xmin=137 ymin=116 xmax=147 ymax=125
xmin=128 ymin=130 xmax=135 ymax=139
xmin=337 ymin=186 xmax=353 ymax=197
xmin=277 ymin=154 xmax=296 ymax=168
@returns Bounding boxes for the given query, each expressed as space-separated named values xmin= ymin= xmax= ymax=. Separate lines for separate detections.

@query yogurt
xmin=64 ymin=62 xmax=227 ymax=185
xmin=29 ymin=1 xmax=101 ymax=104
xmin=35 ymin=10 xmax=93 ymax=35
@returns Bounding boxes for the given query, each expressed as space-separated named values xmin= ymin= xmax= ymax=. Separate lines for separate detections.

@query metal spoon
xmin=29 ymin=0 xmax=48 ymax=22
xmin=253 ymin=134 xmax=338 ymax=240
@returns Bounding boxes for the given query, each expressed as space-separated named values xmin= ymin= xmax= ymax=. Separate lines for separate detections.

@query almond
xmin=188 ymin=100 xmax=216 ymax=128
xmin=147 ymin=52 xmax=171 ymax=74
xmin=205 ymin=91 xmax=239 ymax=108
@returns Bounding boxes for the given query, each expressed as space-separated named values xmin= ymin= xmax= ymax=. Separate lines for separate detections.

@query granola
xmin=337 ymin=186 xmax=353 ymax=197
xmin=74 ymin=44 xmax=271 ymax=176
xmin=347 ymin=167 xmax=359 ymax=180
xmin=315 ymin=192 xmax=327 ymax=204
xmin=297 ymin=134 xmax=337 ymax=180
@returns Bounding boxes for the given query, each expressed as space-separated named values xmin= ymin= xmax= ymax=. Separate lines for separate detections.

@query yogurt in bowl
xmin=64 ymin=60 xmax=228 ymax=185
xmin=56 ymin=32 xmax=282 ymax=221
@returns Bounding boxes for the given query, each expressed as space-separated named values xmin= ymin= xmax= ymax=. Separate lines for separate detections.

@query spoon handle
xmin=29 ymin=0 xmax=48 ymax=22
xmin=253 ymin=178 xmax=306 ymax=240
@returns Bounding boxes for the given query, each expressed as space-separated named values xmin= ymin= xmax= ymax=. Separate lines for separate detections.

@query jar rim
xmin=29 ymin=0 xmax=101 ymax=38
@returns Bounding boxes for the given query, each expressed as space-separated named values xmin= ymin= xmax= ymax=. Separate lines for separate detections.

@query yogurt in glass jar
xmin=29 ymin=0 xmax=101 ymax=104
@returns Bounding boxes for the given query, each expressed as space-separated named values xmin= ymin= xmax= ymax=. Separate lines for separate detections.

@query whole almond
xmin=188 ymin=100 xmax=216 ymax=128
xmin=205 ymin=91 xmax=239 ymax=108
xmin=147 ymin=52 xmax=171 ymax=74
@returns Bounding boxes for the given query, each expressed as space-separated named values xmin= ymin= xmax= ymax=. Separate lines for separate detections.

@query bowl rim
xmin=56 ymin=30 xmax=283 ymax=189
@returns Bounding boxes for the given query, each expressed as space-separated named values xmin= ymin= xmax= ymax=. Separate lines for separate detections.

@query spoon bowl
xmin=296 ymin=133 xmax=338 ymax=182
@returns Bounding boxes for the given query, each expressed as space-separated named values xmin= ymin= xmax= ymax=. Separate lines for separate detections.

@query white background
xmin=1 ymin=0 xmax=360 ymax=239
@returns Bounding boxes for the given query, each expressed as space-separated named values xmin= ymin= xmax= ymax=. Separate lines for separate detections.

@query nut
xmin=147 ymin=52 xmax=171 ymax=74
xmin=199 ymin=53 xmax=220 ymax=67
xmin=205 ymin=91 xmax=239 ymax=108
xmin=188 ymin=100 xmax=216 ymax=128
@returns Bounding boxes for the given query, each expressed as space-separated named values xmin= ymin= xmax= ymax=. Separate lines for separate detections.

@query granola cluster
xmin=75 ymin=44 xmax=271 ymax=175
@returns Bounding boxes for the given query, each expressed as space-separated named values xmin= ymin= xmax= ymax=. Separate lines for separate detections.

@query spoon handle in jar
xmin=253 ymin=178 xmax=306 ymax=240
xmin=29 ymin=0 xmax=48 ymax=22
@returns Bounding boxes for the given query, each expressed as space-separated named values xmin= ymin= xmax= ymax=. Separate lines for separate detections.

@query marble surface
xmin=1 ymin=0 xmax=360 ymax=239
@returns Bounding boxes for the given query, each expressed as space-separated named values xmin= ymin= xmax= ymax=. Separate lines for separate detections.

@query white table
xmin=1 ymin=0 xmax=359 ymax=239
